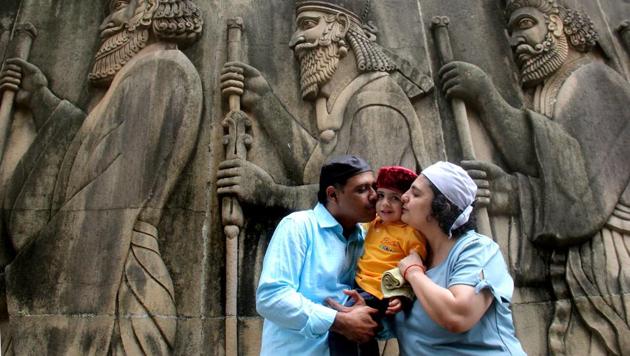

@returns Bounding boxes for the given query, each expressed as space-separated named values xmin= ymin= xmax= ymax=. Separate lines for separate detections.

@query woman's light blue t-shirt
xmin=395 ymin=231 xmax=526 ymax=355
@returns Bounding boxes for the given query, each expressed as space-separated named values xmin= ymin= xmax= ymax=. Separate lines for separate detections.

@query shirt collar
xmin=313 ymin=203 xmax=364 ymax=241
xmin=373 ymin=216 xmax=406 ymax=228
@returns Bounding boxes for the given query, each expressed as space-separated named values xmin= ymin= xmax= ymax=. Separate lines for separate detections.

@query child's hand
xmin=385 ymin=297 xmax=402 ymax=315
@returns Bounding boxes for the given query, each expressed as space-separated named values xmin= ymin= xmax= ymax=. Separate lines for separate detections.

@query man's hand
xmin=461 ymin=160 xmax=519 ymax=216
xmin=221 ymin=61 xmax=271 ymax=110
xmin=326 ymin=290 xmax=378 ymax=344
xmin=438 ymin=61 xmax=496 ymax=111
xmin=0 ymin=58 xmax=49 ymax=108
xmin=385 ymin=297 xmax=402 ymax=315
xmin=216 ymin=158 xmax=278 ymax=206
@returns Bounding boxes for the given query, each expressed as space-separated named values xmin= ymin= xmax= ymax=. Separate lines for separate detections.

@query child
xmin=329 ymin=166 xmax=428 ymax=356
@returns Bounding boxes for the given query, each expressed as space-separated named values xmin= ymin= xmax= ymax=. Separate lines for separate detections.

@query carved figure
xmin=618 ymin=20 xmax=630 ymax=54
xmin=218 ymin=0 xmax=430 ymax=211
xmin=439 ymin=0 xmax=630 ymax=354
xmin=0 ymin=0 xmax=203 ymax=354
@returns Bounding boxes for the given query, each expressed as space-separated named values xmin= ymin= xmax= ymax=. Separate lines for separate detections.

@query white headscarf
xmin=421 ymin=161 xmax=477 ymax=236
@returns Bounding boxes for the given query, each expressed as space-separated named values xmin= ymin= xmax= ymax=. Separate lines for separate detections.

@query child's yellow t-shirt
xmin=355 ymin=217 xmax=428 ymax=299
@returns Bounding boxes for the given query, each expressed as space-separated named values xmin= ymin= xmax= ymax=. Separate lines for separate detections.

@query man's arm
xmin=327 ymin=290 xmax=378 ymax=343
xmin=256 ymin=216 xmax=338 ymax=338
xmin=257 ymin=215 xmax=379 ymax=342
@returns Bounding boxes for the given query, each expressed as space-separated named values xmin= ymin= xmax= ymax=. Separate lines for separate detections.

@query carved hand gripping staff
xmin=221 ymin=17 xmax=251 ymax=356
xmin=431 ymin=17 xmax=493 ymax=239
xmin=0 ymin=23 xmax=37 ymax=164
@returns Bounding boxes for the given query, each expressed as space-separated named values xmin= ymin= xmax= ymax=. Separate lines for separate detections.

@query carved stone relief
xmin=438 ymin=0 xmax=630 ymax=355
xmin=214 ymin=2 xmax=440 ymax=353
xmin=619 ymin=20 xmax=630 ymax=54
xmin=217 ymin=0 xmax=433 ymax=213
xmin=0 ymin=0 xmax=628 ymax=355
xmin=0 ymin=0 xmax=203 ymax=354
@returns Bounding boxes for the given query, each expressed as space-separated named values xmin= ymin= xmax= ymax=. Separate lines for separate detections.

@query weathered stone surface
xmin=0 ymin=0 xmax=628 ymax=355
xmin=0 ymin=0 xmax=204 ymax=354
xmin=439 ymin=1 xmax=630 ymax=355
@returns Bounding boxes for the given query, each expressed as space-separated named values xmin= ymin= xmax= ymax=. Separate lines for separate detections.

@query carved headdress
xmin=295 ymin=0 xmax=433 ymax=98
xmin=505 ymin=0 xmax=598 ymax=52
xmin=295 ymin=0 xmax=371 ymax=25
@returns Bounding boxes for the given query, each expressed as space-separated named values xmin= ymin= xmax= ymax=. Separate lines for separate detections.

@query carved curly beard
xmin=295 ymin=41 xmax=341 ymax=101
xmin=89 ymin=28 xmax=149 ymax=87
xmin=516 ymin=31 xmax=569 ymax=87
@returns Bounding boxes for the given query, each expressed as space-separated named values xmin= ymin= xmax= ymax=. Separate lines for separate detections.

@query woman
xmin=395 ymin=161 xmax=526 ymax=355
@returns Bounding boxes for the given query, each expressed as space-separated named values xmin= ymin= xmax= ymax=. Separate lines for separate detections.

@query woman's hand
xmin=399 ymin=251 xmax=425 ymax=280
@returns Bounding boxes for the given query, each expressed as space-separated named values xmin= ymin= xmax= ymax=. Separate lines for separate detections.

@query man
xmin=438 ymin=0 xmax=630 ymax=354
xmin=0 ymin=0 xmax=203 ymax=353
xmin=256 ymin=155 xmax=381 ymax=355
xmin=217 ymin=0 xmax=430 ymax=211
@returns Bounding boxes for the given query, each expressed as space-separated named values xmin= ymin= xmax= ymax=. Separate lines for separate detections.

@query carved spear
xmin=0 ymin=22 xmax=37 ymax=164
xmin=431 ymin=16 xmax=493 ymax=239
xmin=221 ymin=17 xmax=251 ymax=356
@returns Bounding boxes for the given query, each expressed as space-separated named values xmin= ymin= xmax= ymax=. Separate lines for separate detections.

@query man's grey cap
xmin=319 ymin=155 xmax=372 ymax=190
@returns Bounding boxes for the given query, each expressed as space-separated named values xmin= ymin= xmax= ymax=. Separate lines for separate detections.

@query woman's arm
xmin=400 ymin=252 xmax=493 ymax=333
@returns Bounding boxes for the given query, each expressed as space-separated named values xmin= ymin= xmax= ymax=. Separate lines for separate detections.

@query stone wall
xmin=0 ymin=0 xmax=628 ymax=355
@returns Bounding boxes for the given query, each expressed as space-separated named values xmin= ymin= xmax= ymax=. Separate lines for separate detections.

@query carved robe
xmin=511 ymin=59 xmax=630 ymax=355
xmin=302 ymin=71 xmax=429 ymax=182
xmin=1 ymin=48 xmax=202 ymax=355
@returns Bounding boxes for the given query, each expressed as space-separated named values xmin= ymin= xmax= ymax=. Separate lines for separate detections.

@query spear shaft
xmin=222 ymin=17 xmax=249 ymax=356
xmin=431 ymin=16 xmax=493 ymax=239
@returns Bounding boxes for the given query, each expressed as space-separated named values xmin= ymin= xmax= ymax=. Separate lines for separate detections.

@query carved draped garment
xmin=302 ymin=71 xmax=430 ymax=183
xmin=515 ymin=61 xmax=630 ymax=355
xmin=1 ymin=48 xmax=202 ymax=355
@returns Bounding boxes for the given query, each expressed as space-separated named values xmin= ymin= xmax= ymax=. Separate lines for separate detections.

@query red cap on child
xmin=376 ymin=166 xmax=418 ymax=194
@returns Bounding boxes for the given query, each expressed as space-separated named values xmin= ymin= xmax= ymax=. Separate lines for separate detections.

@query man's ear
xmin=548 ymin=14 xmax=564 ymax=37
xmin=326 ymin=186 xmax=338 ymax=204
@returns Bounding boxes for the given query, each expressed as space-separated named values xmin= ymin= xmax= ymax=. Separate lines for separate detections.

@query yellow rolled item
xmin=381 ymin=267 xmax=415 ymax=300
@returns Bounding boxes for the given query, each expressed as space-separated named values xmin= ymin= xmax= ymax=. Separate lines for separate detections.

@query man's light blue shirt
xmin=256 ymin=203 xmax=365 ymax=356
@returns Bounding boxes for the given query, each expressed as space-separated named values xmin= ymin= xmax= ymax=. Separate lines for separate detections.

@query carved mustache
xmin=100 ymin=24 xmax=126 ymax=40
xmin=292 ymin=40 xmax=320 ymax=59
xmin=514 ymin=43 xmax=545 ymax=64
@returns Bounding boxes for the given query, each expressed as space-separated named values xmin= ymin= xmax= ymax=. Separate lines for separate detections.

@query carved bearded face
xmin=89 ymin=0 xmax=150 ymax=86
xmin=508 ymin=7 xmax=568 ymax=87
xmin=289 ymin=10 xmax=347 ymax=100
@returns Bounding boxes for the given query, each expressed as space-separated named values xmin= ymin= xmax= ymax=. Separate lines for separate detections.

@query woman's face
xmin=401 ymin=175 xmax=434 ymax=231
